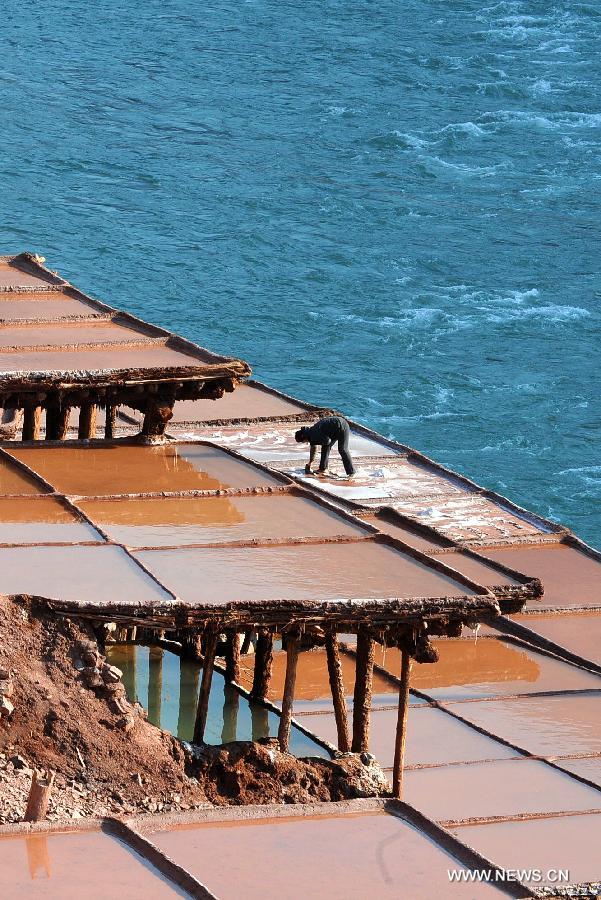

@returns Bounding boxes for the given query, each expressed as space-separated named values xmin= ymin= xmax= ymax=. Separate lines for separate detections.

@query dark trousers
xmin=320 ymin=419 xmax=355 ymax=475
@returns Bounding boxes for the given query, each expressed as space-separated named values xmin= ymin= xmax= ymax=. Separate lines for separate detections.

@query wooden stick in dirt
xmin=24 ymin=770 xmax=55 ymax=822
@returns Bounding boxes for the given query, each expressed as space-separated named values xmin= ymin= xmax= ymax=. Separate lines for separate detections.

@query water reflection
xmin=25 ymin=835 xmax=51 ymax=880
xmin=106 ymin=644 xmax=328 ymax=759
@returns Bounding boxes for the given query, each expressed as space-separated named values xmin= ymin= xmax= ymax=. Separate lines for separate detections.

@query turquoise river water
xmin=0 ymin=1 xmax=599 ymax=544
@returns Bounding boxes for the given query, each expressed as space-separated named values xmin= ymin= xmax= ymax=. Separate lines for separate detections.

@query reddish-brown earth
xmin=0 ymin=597 xmax=387 ymax=823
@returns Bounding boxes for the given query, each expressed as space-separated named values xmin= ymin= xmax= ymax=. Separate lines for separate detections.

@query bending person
xmin=295 ymin=415 xmax=356 ymax=477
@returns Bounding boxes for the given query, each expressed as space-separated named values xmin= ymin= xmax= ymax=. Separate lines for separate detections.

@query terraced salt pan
xmin=390 ymin=495 xmax=552 ymax=543
xmin=107 ymin=644 xmax=326 ymax=757
xmin=443 ymin=694 xmax=601 ymax=758
xmin=452 ymin=814 xmax=601 ymax=887
xmin=169 ymin=383 xmax=310 ymax=421
xmin=0 ymin=456 xmax=46 ymax=495
xmin=404 ymin=759 xmax=601 ymax=822
xmin=483 ymin=544 xmax=601 ymax=609
xmin=0 ymin=829 xmax=183 ymax=899
xmin=362 ymin=513 xmax=450 ymax=552
xmin=0 ymin=292 xmax=100 ymax=322
xmin=200 ymin=422 xmax=398 ymax=462
xmin=511 ymin=612 xmax=601 ymax=666
xmin=297 ymin=459 xmax=468 ymax=503
xmin=7 ymin=444 xmax=280 ymax=496
xmin=0 ymin=544 xmax=172 ymax=605
xmin=299 ymin=704 xmax=516 ymax=769
xmin=376 ymin=637 xmax=601 ymax=702
xmin=554 ymin=756 xmax=601 ymax=788
xmin=0 ymin=320 xmax=150 ymax=349
xmin=0 ymin=496 xmax=101 ymax=543
xmin=238 ymin=646 xmax=407 ymax=715
xmin=429 ymin=551 xmax=523 ymax=588
xmin=79 ymin=493 xmax=366 ymax=547
xmin=135 ymin=541 xmax=479 ymax=606
xmin=0 ymin=343 xmax=212 ymax=374
xmin=148 ymin=811 xmax=507 ymax=899
xmin=0 ymin=261 xmax=59 ymax=289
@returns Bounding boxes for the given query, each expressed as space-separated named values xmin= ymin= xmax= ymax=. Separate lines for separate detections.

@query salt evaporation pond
xmin=106 ymin=644 xmax=329 ymax=758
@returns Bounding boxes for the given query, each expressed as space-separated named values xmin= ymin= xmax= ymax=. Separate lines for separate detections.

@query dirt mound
xmin=0 ymin=597 xmax=388 ymax=823
xmin=191 ymin=740 xmax=390 ymax=805
xmin=0 ymin=597 xmax=204 ymax=822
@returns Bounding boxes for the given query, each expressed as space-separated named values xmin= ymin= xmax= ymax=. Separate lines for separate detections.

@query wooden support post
xmin=352 ymin=628 xmax=375 ymax=753
xmin=325 ymin=633 xmax=350 ymax=752
xmin=56 ymin=403 xmax=72 ymax=440
xmin=193 ymin=630 xmax=217 ymax=744
xmin=46 ymin=398 xmax=72 ymax=441
xmin=78 ymin=402 xmax=97 ymax=440
xmin=0 ymin=403 xmax=20 ymax=441
xmin=277 ymin=634 xmax=299 ymax=753
xmin=141 ymin=396 xmax=174 ymax=439
xmin=24 ymin=770 xmax=55 ymax=822
xmin=105 ymin=403 xmax=117 ymax=440
xmin=251 ymin=629 xmax=273 ymax=701
xmin=22 ymin=404 xmax=42 ymax=441
xmin=181 ymin=632 xmax=203 ymax=661
xmin=45 ymin=403 xmax=61 ymax=441
xmin=392 ymin=650 xmax=412 ymax=799
xmin=224 ymin=630 xmax=241 ymax=683
xmin=240 ymin=628 xmax=254 ymax=655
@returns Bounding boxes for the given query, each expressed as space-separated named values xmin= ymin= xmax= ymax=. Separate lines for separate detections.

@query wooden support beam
xmin=24 ymin=770 xmax=55 ymax=822
xmin=105 ymin=403 xmax=117 ymax=440
xmin=392 ymin=649 xmax=412 ymax=799
xmin=277 ymin=634 xmax=300 ymax=753
xmin=251 ymin=629 xmax=273 ymax=701
xmin=224 ymin=630 xmax=241 ymax=683
xmin=78 ymin=402 xmax=97 ymax=440
xmin=352 ymin=628 xmax=375 ymax=753
xmin=325 ymin=633 xmax=350 ymax=752
xmin=22 ymin=404 xmax=42 ymax=441
xmin=193 ymin=629 xmax=217 ymax=744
